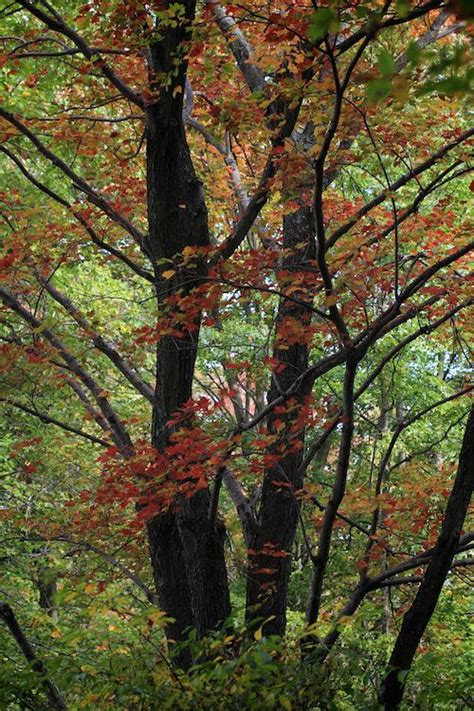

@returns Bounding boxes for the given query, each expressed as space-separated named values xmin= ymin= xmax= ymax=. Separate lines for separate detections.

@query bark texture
xmin=246 ymin=206 xmax=315 ymax=635
xmin=145 ymin=1 xmax=230 ymax=662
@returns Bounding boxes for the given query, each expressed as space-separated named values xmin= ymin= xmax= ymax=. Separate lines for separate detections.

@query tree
xmin=380 ymin=405 xmax=474 ymax=709
xmin=0 ymin=0 xmax=472 ymax=706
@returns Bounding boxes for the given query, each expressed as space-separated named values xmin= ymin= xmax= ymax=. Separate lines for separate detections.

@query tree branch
xmin=306 ymin=355 xmax=357 ymax=626
xmin=381 ymin=407 xmax=474 ymax=707
xmin=0 ymin=287 xmax=132 ymax=452
xmin=0 ymin=109 xmax=147 ymax=249
xmin=0 ymin=602 xmax=67 ymax=710
xmin=0 ymin=145 xmax=154 ymax=282
xmin=326 ymin=128 xmax=474 ymax=250
xmin=0 ymin=397 xmax=110 ymax=447
xmin=15 ymin=0 xmax=144 ymax=108
xmin=204 ymin=0 xmax=266 ymax=93
xmin=36 ymin=273 xmax=154 ymax=402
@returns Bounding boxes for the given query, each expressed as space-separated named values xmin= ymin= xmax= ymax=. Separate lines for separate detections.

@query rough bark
xmin=246 ymin=206 xmax=315 ymax=635
xmin=380 ymin=405 xmax=474 ymax=709
xmin=144 ymin=1 xmax=230 ymax=660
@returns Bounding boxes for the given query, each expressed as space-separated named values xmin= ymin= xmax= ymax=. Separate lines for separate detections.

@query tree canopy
xmin=0 ymin=1 xmax=472 ymax=709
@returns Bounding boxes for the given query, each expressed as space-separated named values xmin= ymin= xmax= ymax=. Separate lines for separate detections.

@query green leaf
xmin=378 ymin=48 xmax=396 ymax=76
xmin=355 ymin=5 xmax=371 ymax=18
xmin=366 ymin=78 xmax=392 ymax=103
xmin=308 ymin=8 xmax=339 ymax=41
xmin=407 ymin=40 xmax=421 ymax=65
xmin=395 ymin=0 xmax=411 ymax=17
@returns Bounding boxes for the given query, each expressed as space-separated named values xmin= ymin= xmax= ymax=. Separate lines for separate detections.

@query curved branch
xmin=0 ymin=145 xmax=154 ymax=282
xmin=326 ymin=129 xmax=474 ymax=250
xmin=0 ymin=397 xmax=110 ymax=447
xmin=36 ymin=274 xmax=154 ymax=402
xmin=0 ymin=287 xmax=132 ymax=452
xmin=15 ymin=0 xmax=144 ymax=108
xmin=0 ymin=109 xmax=147 ymax=248
xmin=306 ymin=356 xmax=357 ymax=627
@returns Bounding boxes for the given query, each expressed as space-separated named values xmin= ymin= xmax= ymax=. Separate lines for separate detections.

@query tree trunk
xmin=246 ymin=206 xmax=315 ymax=635
xmin=380 ymin=405 xmax=474 ymax=709
xmin=144 ymin=0 xmax=230 ymax=661
xmin=36 ymin=566 xmax=57 ymax=620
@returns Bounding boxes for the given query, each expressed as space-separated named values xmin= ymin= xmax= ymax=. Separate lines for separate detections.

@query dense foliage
xmin=0 ymin=1 xmax=472 ymax=709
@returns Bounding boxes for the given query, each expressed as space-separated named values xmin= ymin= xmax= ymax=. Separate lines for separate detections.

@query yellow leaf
xmin=172 ymin=85 xmax=182 ymax=98
xmin=162 ymin=270 xmax=175 ymax=280
xmin=84 ymin=583 xmax=95 ymax=594
xmin=51 ymin=629 xmax=62 ymax=639
xmin=280 ymin=696 xmax=292 ymax=710
xmin=148 ymin=610 xmax=167 ymax=624
xmin=392 ymin=76 xmax=409 ymax=104
xmin=337 ymin=615 xmax=352 ymax=628
xmin=254 ymin=625 xmax=263 ymax=641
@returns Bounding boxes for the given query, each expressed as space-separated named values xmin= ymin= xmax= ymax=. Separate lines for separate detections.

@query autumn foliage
xmin=0 ymin=1 xmax=473 ymax=708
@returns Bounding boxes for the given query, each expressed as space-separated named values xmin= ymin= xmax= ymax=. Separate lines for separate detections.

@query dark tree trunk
xmin=380 ymin=405 xmax=474 ymax=709
xmin=146 ymin=513 xmax=194 ymax=668
xmin=246 ymin=206 xmax=315 ymax=635
xmin=144 ymin=0 xmax=230 ymax=661
xmin=36 ymin=566 xmax=57 ymax=619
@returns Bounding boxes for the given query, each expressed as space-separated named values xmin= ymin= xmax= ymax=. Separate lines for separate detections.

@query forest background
xmin=0 ymin=0 xmax=473 ymax=709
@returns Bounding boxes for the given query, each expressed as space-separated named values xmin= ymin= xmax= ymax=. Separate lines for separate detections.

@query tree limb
xmin=15 ymin=0 xmax=144 ymax=108
xmin=0 ymin=287 xmax=132 ymax=452
xmin=0 ymin=397 xmax=110 ymax=447
xmin=0 ymin=602 xmax=67 ymax=710
xmin=36 ymin=273 xmax=154 ymax=402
